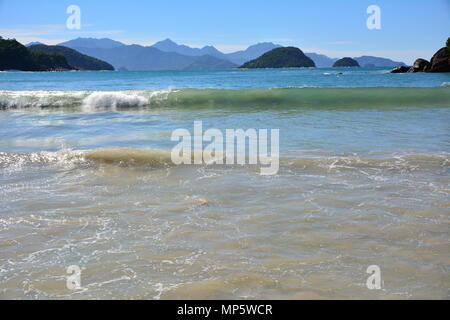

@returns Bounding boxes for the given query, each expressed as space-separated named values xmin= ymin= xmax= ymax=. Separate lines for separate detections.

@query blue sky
xmin=1 ymin=0 xmax=449 ymax=63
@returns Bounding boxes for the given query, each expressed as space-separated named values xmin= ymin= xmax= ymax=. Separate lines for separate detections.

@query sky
xmin=0 ymin=0 xmax=449 ymax=63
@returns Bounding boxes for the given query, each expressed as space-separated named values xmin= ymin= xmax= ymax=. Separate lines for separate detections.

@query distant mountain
xmin=65 ymin=44 xmax=236 ymax=70
xmin=0 ymin=39 xmax=73 ymax=71
xmin=152 ymin=39 xmax=228 ymax=60
xmin=25 ymin=41 xmax=44 ymax=47
xmin=55 ymin=37 xmax=407 ymax=70
xmin=333 ymin=57 xmax=360 ymax=67
xmin=152 ymin=38 xmax=189 ymax=53
xmin=305 ymin=53 xmax=337 ymax=67
xmin=152 ymin=39 xmax=281 ymax=65
xmin=305 ymin=53 xmax=406 ymax=68
xmin=59 ymin=37 xmax=125 ymax=50
xmin=57 ymin=38 xmax=281 ymax=70
xmin=227 ymin=42 xmax=282 ymax=65
xmin=69 ymin=45 xmax=191 ymax=70
xmin=354 ymin=56 xmax=406 ymax=67
xmin=240 ymin=47 xmax=315 ymax=69
xmin=184 ymin=55 xmax=237 ymax=70
xmin=28 ymin=44 xmax=114 ymax=70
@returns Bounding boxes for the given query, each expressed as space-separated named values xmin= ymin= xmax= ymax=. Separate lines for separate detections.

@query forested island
xmin=239 ymin=47 xmax=316 ymax=69
xmin=332 ymin=57 xmax=360 ymax=67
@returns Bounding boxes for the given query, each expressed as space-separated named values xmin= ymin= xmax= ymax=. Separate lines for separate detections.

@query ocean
xmin=0 ymin=68 xmax=449 ymax=299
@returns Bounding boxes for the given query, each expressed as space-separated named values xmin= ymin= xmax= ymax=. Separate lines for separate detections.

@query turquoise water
xmin=0 ymin=69 xmax=449 ymax=299
xmin=1 ymin=68 xmax=449 ymax=90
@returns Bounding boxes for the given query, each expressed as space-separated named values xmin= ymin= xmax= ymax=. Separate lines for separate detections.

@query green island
xmin=239 ymin=47 xmax=316 ymax=69
xmin=332 ymin=57 xmax=360 ymax=67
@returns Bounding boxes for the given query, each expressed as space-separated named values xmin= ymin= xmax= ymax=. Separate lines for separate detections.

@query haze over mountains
xmin=303 ymin=53 xmax=406 ymax=68
xmin=28 ymin=37 xmax=405 ymax=70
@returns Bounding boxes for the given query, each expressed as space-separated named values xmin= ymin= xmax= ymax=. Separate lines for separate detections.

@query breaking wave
xmin=1 ymin=87 xmax=449 ymax=111
xmin=81 ymin=92 xmax=148 ymax=111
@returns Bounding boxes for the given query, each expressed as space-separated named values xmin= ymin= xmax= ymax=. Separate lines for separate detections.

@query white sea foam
xmin=0 ymin=90 xmax=174 ymax=110
xmin=1 ymin=87 xmax=449 ymax=111
xmin=0 ymin=90 xmax=84 ymax=109
xmin=82 ymin=92 xmax=148 ymax=111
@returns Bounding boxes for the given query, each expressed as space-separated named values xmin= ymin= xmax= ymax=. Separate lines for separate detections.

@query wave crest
xmin=82 ymin=92 xmax=148 ymax=111
xmin=1 ymin=87 xmax=449 ymax=111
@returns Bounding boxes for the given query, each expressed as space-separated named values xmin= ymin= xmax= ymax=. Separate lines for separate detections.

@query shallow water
xmin=0 ymin=69 xmax=449 ymax=299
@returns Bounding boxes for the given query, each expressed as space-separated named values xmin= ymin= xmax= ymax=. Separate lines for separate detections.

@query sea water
xmin=0 ymin=68 xmax=449 ymax=299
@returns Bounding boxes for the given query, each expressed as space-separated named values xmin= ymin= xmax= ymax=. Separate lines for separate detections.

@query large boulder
xmin=407 ymin=58 xmax=430 ymax=73
xmin=428 ymin=48 xmax=450 ymax=73
xmin=389 ymin=66 xmax=410 ymax=73
xmin=389 ymin=38 xmax=450 ymax=74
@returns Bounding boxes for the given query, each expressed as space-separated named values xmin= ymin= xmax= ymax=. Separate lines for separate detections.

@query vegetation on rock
xmin=332 ymin=57 xmax=360 ymax=67
xmin=239 ymin=47 xmax=316 ymax=69
xmin=446 ymin=37 xmax=450 ymax=56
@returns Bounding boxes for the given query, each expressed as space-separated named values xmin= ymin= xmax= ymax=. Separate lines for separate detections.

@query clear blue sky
xmin=1 ymin=0 xmax=449 ymax=63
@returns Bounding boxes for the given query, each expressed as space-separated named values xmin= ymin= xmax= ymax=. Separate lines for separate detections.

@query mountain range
xmin=25 ymin=37 xmax=406 ymax=70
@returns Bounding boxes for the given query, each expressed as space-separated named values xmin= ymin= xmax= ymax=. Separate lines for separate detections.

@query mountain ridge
xmin=152 ymin=39 xmax=228 ymax=60
xmin=54 ymin=37 xmax=406 ymax=70
xmin=59 ymin=38 xmax=125 ymax=50
xmin=64 ymin=43 xmax=236 ymax=71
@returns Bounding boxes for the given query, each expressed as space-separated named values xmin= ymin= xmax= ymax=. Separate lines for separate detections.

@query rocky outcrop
xmin=407 ymin=58 xmax=430 ymax=73
xmin=428 ymin=48 xmax=450 ymax=73
xmin=390 ymin=66 xmax=410 ymax=73
xmin=389 ymin=38 xmax=450 ymax=73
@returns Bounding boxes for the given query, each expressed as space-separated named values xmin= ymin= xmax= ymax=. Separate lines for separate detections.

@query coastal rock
xmin=407 ymin=58 xmax=430 ymax=73
xmin=332 ymin=57 xmax=360 ymax=68
xmin=389 ymin=38 xmax=450 ymax=74
xmin=428 ymin=48 xmax=450 ymax=73
xmin=389 ymin=66 xmax=410 ymax=73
